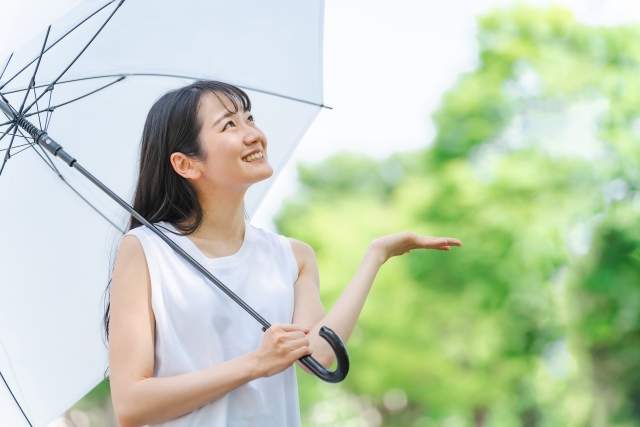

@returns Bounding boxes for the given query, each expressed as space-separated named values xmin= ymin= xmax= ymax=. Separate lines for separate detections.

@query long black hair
xmin=103 ymin=80 xmax=251 ymax=343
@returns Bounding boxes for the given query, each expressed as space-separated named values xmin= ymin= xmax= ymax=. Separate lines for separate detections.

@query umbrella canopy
xmin=0 ymin=1 xmax=326 ymax=426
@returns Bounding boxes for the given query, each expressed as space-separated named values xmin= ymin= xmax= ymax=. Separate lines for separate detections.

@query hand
xmin=251 ymin=324 xmax=312 ymax=378
xmin=369 ymin=232 xmax=462 ymax=263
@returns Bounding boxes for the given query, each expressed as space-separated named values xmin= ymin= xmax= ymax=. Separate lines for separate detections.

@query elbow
xmin=114 ymin=409 xmax=136 ymax=427
xmin=302 ymin=354 xmax=336 ymax=376
xmin=319 ymin=354 xmax=337 ymax=371
xmin=116 ymin=412 xmax=144 ymax=427
xmin=314 ymin=345 xmax=337 ymax=370
xmin=115 ymin=414 xmax=133 ymax=427
xmin=113 ymin=399 xmax=147 ymax=427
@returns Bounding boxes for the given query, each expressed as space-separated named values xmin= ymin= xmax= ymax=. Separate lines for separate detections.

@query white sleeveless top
xmin=126 ymin=221 xmax=301 ymax=427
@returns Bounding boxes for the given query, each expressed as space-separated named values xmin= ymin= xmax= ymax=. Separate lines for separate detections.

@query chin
xmin=249 ymin=164 xmax=274 ymax=184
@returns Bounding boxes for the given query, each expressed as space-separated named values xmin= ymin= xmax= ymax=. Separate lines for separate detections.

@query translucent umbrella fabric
xmin=0 ymin=1 xmax=325 ymax=426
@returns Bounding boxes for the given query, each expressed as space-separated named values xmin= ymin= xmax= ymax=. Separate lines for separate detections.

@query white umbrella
xmin=0 ymin=1 xmax=348 ymax=426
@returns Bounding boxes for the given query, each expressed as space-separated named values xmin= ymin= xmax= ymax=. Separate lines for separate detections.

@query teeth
xmin=243 ymin=152 xmax=263 ymax=162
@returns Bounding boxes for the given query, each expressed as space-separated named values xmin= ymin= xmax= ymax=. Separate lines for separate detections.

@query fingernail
xmin=301 ymin=328 xmax=310 ymax=333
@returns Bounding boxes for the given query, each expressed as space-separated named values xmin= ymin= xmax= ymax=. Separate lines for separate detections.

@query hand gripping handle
xmin=297 ymin=326 xmax=350 ymax=383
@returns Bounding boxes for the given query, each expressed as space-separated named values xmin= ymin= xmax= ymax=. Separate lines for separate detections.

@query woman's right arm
xmin=109 ymin=235 xmax=312 ymax=427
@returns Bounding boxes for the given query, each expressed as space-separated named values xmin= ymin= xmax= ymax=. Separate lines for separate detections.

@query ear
xmin=170 ymin=152 xmax=202 ymax=180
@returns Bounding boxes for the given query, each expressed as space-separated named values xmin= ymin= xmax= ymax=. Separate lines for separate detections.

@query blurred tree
xmin=568 ymin=201 xmax=640 ymax=424
xmin=277 ymin=5 xmax=640 ymax=427
xmin=63 ymin=4 xmax=640 ymax=427
xmin=280 ymin=150 xmax=596 ymax=427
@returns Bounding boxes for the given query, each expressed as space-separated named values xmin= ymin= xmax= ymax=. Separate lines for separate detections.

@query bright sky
xmin=1 ymin=0 xmax=639 ymax=231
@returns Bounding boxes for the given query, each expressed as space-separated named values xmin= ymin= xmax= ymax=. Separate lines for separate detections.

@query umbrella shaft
xmin=4 ymin=108 xmax=349 ymax=383
xmin=0 ymin=95 xmax=274 ymax=330
xmin=71 ymin=162 xmax=272 ymax=329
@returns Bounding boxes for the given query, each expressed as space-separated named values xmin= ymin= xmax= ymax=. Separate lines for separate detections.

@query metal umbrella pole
xmin=0 ymin=96 xmax=349 ymax=384
xmin=0 ymin=1 xmax=347 ymax=425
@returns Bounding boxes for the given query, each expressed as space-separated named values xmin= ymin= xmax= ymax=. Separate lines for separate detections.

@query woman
xmin=107 ymin=80 xmax=461 ymax=427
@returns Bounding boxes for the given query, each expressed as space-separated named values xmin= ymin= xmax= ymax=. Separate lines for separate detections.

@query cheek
xmin=202 ymin=147 xmax=238 ymax=180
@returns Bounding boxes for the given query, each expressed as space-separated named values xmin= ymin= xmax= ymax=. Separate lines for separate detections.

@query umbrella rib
xmin=0 ymin=126 xmax=19 ymax=177
xmin=0 ymin=1 xmax=117 ymax=91
xmin=22 ymin=76 xmax=126 ymax=119
xmin=58 ymin=173 xmax=126 ymax=234
xmin=6 ymin=127 xmax=34 ymax=145
xmin=17 ymin=27 xmax=51 ymax=115
xmin=235 ymin=83 xmax=332 ymax=109
xmin=21 ymin=0 xmax=126 ymax=116
xmin=44 ymin=89 xmax=54 ymax=131
xmin=31 ymin=87 xmax=43 ymax=130
xmin=0 ymin=370 xmax=33 ymax=427
xmin=0 ymin=142 xmax=32 ymax=153
xmin=19 ymin=73 xmax=332 ymax=109
xmin=28 ymin=136 xmax=59 ymax=173
xmin=124 ymin=73 xmax=332 ymax=109
xmin=5 ymin=74 xmax=332 ymax=110
xmin=0 ymin=123 xmax=17 ymax=142
xmin=8 ymin=143 xmax=35 ymax=158
xmin=25 ymin=143 xmax=122 ymax=231
xmin=0 ymin=53 xmax=13 ymax=82
xmin=3 ymin=74 xmax=120 ymax=95
xmin=0 ymin=126 xmax=16 ymax=139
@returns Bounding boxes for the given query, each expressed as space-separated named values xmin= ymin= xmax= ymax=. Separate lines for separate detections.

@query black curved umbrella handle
xmin=297 ymin=326 xmax=350 ymax=383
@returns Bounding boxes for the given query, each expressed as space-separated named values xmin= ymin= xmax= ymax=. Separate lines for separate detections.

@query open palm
xmin=370 ymin=232 xmax=462 ymax=263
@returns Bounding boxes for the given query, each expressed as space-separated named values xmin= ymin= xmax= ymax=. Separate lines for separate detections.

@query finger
xmin=282 ymin=330 xmax=306 ymax=341
xmin=440 ymin=238 xmax=462 ymax=246
xmin=292 ymin=345 xmax=313 ymax=359
xmin=280 ymin=324 xmax=307 ymax=332
xmin=287 ymin=337 xmax=311 ymax=351
xmin=424 ymin=237 xmax=461 ymax=247
xmin=418 ymin=238 xmax=448 ymax=248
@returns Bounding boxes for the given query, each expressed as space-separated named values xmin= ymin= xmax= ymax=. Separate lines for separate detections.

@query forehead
xmin=198 ymin=91 xmax=244 ymax=118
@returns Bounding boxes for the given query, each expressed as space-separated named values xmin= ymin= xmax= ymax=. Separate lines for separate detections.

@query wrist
xmin=243 ymin=352 xmax=264 ymax=380
xmin=365 ymin=243 xmax=386 ymax=266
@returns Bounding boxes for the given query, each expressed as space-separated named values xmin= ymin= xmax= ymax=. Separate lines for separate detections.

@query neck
xmin=192 ymin=186 xmax=247 ymax=242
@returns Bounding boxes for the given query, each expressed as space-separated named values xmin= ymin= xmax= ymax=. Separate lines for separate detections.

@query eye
xmin=223 ymin=120 xmax=235 ymax=130
xmin=247 ymin=115 xmax=254 ymax=122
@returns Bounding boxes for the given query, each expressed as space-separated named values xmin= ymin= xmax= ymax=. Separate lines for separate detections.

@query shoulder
xmin=118 ymin=233 xmax=144 ymax=258
xmin=286 ymin=238 xmax=317 ymax=272
xmin=248 ymin=224 xmax=313 ymax=258
xmin=248 ymin=224 xmax=317 ymax=270
xmin=115 ymin=230 xmax=153 ymax=283
xmin=110 ymin=234 xmax=152 ymax=312
xmin=286 ymin=238 xmax=315 ymax=258
xmin=125 ymin=224 xmax=156 ymax=241
xmin=115 ymin=233 xmax=149 ymax=275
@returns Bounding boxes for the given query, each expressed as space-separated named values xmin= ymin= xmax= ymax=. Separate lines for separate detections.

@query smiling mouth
xmin=242 ymin=151 xmax=264 ymax=162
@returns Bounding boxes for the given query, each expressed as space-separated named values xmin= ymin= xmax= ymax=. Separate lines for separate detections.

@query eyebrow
xmin=212 ymin=111 xmax=235 ymax=127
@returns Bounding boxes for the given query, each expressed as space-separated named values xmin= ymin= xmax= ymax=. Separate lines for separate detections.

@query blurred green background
xmin=54 ymin=5 xmax=640 ymax=427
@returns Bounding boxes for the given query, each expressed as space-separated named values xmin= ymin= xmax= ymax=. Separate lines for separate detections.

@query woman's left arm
xmin=289 ymin=232 xmax=462 ymax=371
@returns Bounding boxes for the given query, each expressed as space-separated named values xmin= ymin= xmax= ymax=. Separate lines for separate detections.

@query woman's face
xmin=191 ymin=91 xmax=273 ymax=190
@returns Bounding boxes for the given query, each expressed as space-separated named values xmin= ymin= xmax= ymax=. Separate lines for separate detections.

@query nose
xmin=242 ymin=123 xmax=265 ymax=147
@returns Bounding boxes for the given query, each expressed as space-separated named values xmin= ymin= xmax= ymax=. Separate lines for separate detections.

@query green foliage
xmin=65 ymin=5 xmax=640 ymax=427
xmin=569 ymin=202 xmax=640 ymax=423
xmin=276 ymin=5 xmax=640 ymax=426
